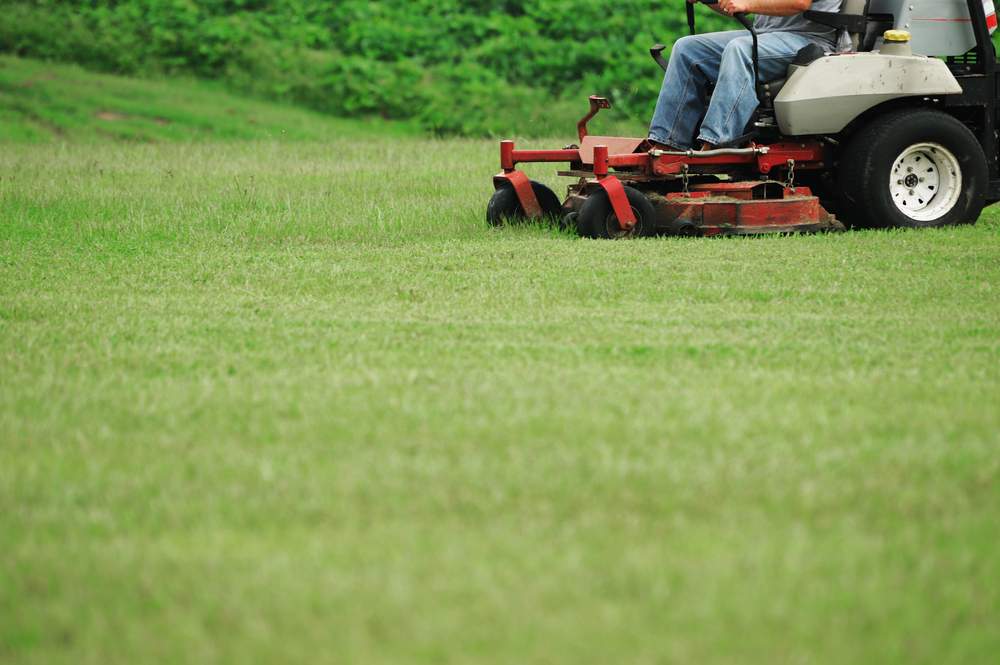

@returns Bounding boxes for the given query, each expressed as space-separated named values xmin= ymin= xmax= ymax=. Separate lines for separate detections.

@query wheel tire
xmin=569 ymin=211 xmax=595 ymax=238
xmin=668 ymin=217 xmax=700 ymax=237
xmin=581 ymin=186 xmax=658 ymax=240
xmin=486 ymin=180 xmax=563 ymax=227
xmin=839 ymin=109 xmax=987 ymax=229
xmin=561 ymin=211 xmax=584 ymax=236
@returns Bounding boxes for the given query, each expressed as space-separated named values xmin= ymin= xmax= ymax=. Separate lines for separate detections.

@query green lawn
xmin=2 ymin=66 xmax=1000 ymax=664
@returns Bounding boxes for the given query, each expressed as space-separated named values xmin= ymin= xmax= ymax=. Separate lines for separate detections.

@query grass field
xmin=3 ymin=59 xmax=1000 ymax=665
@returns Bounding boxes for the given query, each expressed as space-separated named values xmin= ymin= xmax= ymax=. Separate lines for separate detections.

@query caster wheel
xmin=579 ymin=186 xmax=658 ymax=239
xmin=486 ymin=180 xmax=563 ymax=226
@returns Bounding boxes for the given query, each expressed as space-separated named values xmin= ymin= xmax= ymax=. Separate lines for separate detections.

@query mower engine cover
xmin=868 ymin=0 xmax=997 ymax=56
xmin=773 ymin=52 xmax=963 ymax=135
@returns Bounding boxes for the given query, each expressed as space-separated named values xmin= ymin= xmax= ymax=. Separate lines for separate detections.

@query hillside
xmin=0 ymin=55 xmax=419 ymax=142
xmin=0 ymin=0 xmax=732 ymax=136
xmin=0 ymin=54 xmax=649 ymax=143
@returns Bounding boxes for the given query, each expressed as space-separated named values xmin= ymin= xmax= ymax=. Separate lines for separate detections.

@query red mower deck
xmin=490 ymin=96 xmax=844 ymax=239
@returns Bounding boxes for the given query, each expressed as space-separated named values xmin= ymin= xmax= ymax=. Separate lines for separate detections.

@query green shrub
xmin=0 ymin=0 xmax=733 ymax=135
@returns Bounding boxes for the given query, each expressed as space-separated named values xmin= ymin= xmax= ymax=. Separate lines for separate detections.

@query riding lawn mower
xmin=486 ymin=0 xmax=1000 ymax=238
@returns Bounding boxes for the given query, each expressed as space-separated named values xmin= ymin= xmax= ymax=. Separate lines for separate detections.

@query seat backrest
xmin=764 ymin=1 xmax=869 ymax=105
xmin=842 ymin=0 xmax=870 ymax=52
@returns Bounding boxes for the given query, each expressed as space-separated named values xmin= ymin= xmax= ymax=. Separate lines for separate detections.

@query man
xmin=649 ymin=0 xmax=844 ymax=151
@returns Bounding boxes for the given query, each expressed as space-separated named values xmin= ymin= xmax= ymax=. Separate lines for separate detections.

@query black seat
xmin=803 ymin=0 xmax=872 ymax=53
xmin=760 ymin=1 xmax=874 ymax=107
xmin=762 ymin=43 xmax=827 ymax=107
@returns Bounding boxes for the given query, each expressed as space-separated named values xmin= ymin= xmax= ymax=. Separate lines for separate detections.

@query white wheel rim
xmin=889 ymin=142 xmax=962 ymax=222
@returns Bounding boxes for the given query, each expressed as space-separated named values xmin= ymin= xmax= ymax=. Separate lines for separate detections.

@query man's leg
xmin=697 ymin=31 xmax=814 ymax=147
xmin=648 ymin=31 xmax=743 ymax=151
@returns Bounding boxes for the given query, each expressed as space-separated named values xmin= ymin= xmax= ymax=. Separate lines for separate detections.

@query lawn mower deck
xmin=490 ymin=96 xmax=844 ymax=239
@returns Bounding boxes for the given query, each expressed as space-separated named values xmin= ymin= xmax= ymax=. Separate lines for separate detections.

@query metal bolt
xmin=919 ymin=178 xmax=925 ymax=182
xmin=907 ymin=167 xmax=914 ymax=172
xmin=909 ymin=190 xmax=915 ymax=195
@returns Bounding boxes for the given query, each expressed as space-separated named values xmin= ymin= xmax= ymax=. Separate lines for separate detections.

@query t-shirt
xmin=753 ymin=0 xmax=845 ymax=50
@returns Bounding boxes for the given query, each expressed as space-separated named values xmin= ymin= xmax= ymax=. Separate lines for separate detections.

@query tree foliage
xmin=0 ymin=0 xmax=733 ymax=135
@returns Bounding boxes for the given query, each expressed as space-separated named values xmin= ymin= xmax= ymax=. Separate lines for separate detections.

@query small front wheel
xmin=581 ymin=186 xmax=658 ymax=239
xmin=486 ymin=180 xmax=563 ymax=226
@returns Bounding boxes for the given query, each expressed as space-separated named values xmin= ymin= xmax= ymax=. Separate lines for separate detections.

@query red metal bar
xmin=509 ymin=149 xmax=581 ymax=165
xmin=500 ymin=141 xmax=825 ymax=177
xmin=493 ymin=169 xmax=542 ymax=218
xmin=501 ymin=140 xmax=515 ymax=171
xmin=653 ymin=153 xmax=757 ymax=175
xmin=593 ymin=145 xmax=609 ymax=176
xmin=757 ymin=142 xmax=825 ymax=173
xmin=577 ymin=96 xmax=611 ymax=143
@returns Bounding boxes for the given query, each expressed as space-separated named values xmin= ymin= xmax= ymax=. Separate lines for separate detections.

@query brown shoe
xmin=647 ymin=139 xmax=677 ymax=152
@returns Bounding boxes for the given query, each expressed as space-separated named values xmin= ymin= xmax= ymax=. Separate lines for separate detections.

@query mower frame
xmin=488 ymin=0 xmax=1000 ymax=237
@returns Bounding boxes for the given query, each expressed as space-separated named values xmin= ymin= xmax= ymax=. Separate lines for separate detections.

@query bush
xmin=0 ymin=0 xmax=733 ymax=135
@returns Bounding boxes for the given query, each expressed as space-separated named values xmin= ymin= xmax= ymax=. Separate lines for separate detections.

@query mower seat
xmin=803 ymin=0 xmax=871 ymax=53
xmin=762 ymin=44 xmax=826 ymax=107
xmin=761 ymin=0 xmax=872 ymax=107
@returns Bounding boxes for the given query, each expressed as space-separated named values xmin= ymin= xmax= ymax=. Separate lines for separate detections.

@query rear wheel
xmin=839 ymin=109 xmax=987 ymax=229
xmin=486 ymin=180 xmax=562 ymax=226
xmin=581 ymin=186 xmax=658 ymax=239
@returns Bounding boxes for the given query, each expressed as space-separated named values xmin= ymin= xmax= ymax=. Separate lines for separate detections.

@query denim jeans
xmin=648 ymin=30 xmax=814 ymax=149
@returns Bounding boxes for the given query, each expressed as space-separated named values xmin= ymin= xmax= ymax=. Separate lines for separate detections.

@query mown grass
xmin=2 ymin=131 xmax=1000 ymax=661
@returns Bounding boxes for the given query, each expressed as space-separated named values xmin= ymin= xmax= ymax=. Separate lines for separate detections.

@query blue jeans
xmin=648 ymin=30 xmax=814 ymax=149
